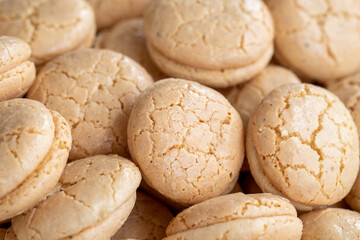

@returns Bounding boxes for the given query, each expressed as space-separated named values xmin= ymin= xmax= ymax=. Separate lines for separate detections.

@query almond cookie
xmin=143 ymin=0 xmax=274 ymax=88
xmin=12 ymin=155 xmax=141 ymax=240
xmin=0 ymin=36 xmax=35 ymax=102
xmin=95 ymin=18 xmax=165 ymax=80
xmin=266 ymin=0 xmax=360 ymax=82
xmin=327 ymin=73 xmax=360 ymax=212
xmin=247 ymin=84 xmax=359 ymax=211
xmin=0 ymin=99 xmax=71 ymax=222
xmin=86 ymin=0 xmax=151 ymax=29
xmin=128 ymin=79 xmax=244 ymax=205
xmin=0 ymin=0 xmax=96 ymax=66
xmin=111 ymin=192 xmax=173 ymax=240
xmin=300 ymin=208 xmax=360 ymax=239
xmin=164 ymin=192 xmax=303 ymax=240
xmin=27 ymin=49 xmax=153 ymax=160
xmin=227 ymin=65 xmax=301 ymax=129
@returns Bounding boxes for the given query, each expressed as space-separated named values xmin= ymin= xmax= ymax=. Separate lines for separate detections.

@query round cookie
xmin=27 ymin=49 xmax=153 ymax=160
xmin=86 ymin=0 xmax=151 ymax=29
xmin=300 ymin=208 xmax=360 ymax=239
xmin=0 ymin=36 xmax=36 ymax=101
xmin=111 ymin=192 xmax=174 ymax=240
xmin=247 ymin=84 xmax=359 ymax=210
xmin=327 ymin=73 xmax=360 ymax=212
xmin=266 ymin=0 xmax=360 ymax=82
xmin=0 ymin=99 xmax=71 ymax=222
xmin=128 ymin=79 xmax=244 ymax=205
xmin=95 ymin=18 xmax=165 ymax=80
xmin=12 ymin=155 xmax=141 ymax=240
xmin=143 ymin=0 xmax=274 ymax=88
xmin=227 ymin=65 xmax=301 ymax=129
xmin=0 ymin=0 xmax=96 ymax=65
xmin=164 ymin=192 xmax=303 ymax=240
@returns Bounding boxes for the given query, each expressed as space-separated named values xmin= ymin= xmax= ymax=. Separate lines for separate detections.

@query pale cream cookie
xmin=27 ymin=49 xmax=154 ymax=160
xmin=0 ymin=36 xmax=35 ymax=101
xmin=0 ymin=99 xmax=71 ymax=222
xmin=143 ymin=0 xmax=274 ymax=88
xmin=11 ymin=155 xmax=141 ymax=240
xmin=111 ymin=192 xmax=173 ymax=240
xmin=247 ymin=84 xmax=359 ymax=211
xmin=0 ymin=0 xmax=96 ymax=65
xmin=128 ymin=79 xmax=244 ymax=206
xmin=164 ymin=192 xmax=303 ymax=240
xmin=266 ymin=0 xmax=360 ymax=82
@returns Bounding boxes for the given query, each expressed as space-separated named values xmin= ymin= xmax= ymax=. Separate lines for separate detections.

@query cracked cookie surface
xmin=164 ymin=192 xmax=303 ymax=240
xmin=111 ymin=192 xmax=173 ymax=240
xmin=247 ymin=84 xmax=359 ymax=209
xmin=12 ymin=155 xmax=141 ymax=240
xmin=128 ymin=79 xmax=244 ymax=205
xmin=95 ymin=18 xmax=165 ymax=80
xmin=28 ymin=49 xmax=154 ymax=160
xmin=0 ymin=36 xmax=36 ymax=101
xmin=0 ymin=0 xmax=96 ymax=65
xmin=300 ymin=208 xmax=360 ymax=239
xmin=143 ymin=0 xmax=274 ymax=87
xmin=266 ymin=0 xmax=360 ymax=81
xmin=86 ymin=0 xmax=151 ymax=29
xmin=227 ymin=65 xmax=300 ymax=130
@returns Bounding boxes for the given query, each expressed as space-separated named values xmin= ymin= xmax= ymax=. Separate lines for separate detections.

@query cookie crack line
xmin=256 ymin=85 xmax=351 ymax=203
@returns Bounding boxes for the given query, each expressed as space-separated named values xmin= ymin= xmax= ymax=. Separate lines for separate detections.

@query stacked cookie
xmin=1 ymin=0 xmax=360 ymax=239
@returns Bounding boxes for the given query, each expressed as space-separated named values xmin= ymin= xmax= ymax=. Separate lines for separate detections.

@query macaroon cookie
xmin=266 ymin=0 xmax=360 ymax=82
xmin=0 ymin=0 xmax=96 ymax=66
xmin=86 ymin=0 xmax=151 ymax=29
xmin=300 ymin=208 xmax=360 ymax=239
xmin=227 ymin=65 xmax=301 ymax=129
xmin=164 ymin=192 xmax=303 ymax=240
xmin=27 ymin=49 xmax=154 ymax=160
xmin=247 ymin=84 xmax=359 ymax=211
xmin=11 ymin=155 xmax=141 ymax=240
xmin=143 ymin=0 xmax=274 ymax=88
xmin=0 ymin=99 xmax=72 ymax=222
xmin=128 ymin=79 xmax=244 ymax=205
xmin=95 ymin=18 xmax=165 ymax=80
xmin=111 ymin=192 xmax=174 ymax=240
xmin=327 ymin=73 xmax=360 ymax=212
xmin=0 ymin=36 xmax=35 ymax=102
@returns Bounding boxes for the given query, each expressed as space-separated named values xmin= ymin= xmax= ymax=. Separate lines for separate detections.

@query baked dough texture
xmin=0 ymin=36 xmax=35 ymax=101
xmin=300 ymin=208 xmax=360 ymax=240
xmin=164 ymin=192 xmax=303 ymax=240
xmin=327 ymin=73 xmax=360 ymax=212
xmin=247 ymin=84 xmax=359 ymax=210
xmin=111 ymin=192 xmax=173 ymax=240
xmin=86 ymin=0 xmax=151 ymax=29
xmin=266 ymin=0 xmax=360 ymax=82
xmin=12 ymin=155 xmax=141 ymax=240
xmin=95 ymin=18 xmax=165 ymax=80
xmin=128 ymin=79 xmax=244 ymax=205
xmin=0 ymin=0 xmax=96 ymax=65
xmin=0 ymin=99 xmax=71 ymax=222
xmin=3 ymin=228 xmax=16 ymax=240
xmin=27 ymin=49 xmax=154 ymax=160
xmin=143 ymin=0 xmax=274 ymax=88
xmin=227 ymin=65 xmax=301 ymax=129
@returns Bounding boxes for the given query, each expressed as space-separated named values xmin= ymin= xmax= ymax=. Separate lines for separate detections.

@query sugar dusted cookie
xmin=128 ymin=79 xmax=244 ymax=205
xmin=247 ymin=84 xmax=359 ymax=210
xmin=12 ymin=155 xmax=141 ymax=240
xmin=164 ymin=193 xmax=303 ymax=240
xmin=0 ymin=99 xmax=71 ymax=222
xmin=27 ymin=49 xmax=154 ymax=160
xmin=144 ymin=0 xmax=274 ymax=88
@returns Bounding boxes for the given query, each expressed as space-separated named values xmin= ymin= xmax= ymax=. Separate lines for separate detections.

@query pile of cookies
xmin=1 ymin=0 xmax=360 ymax=239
